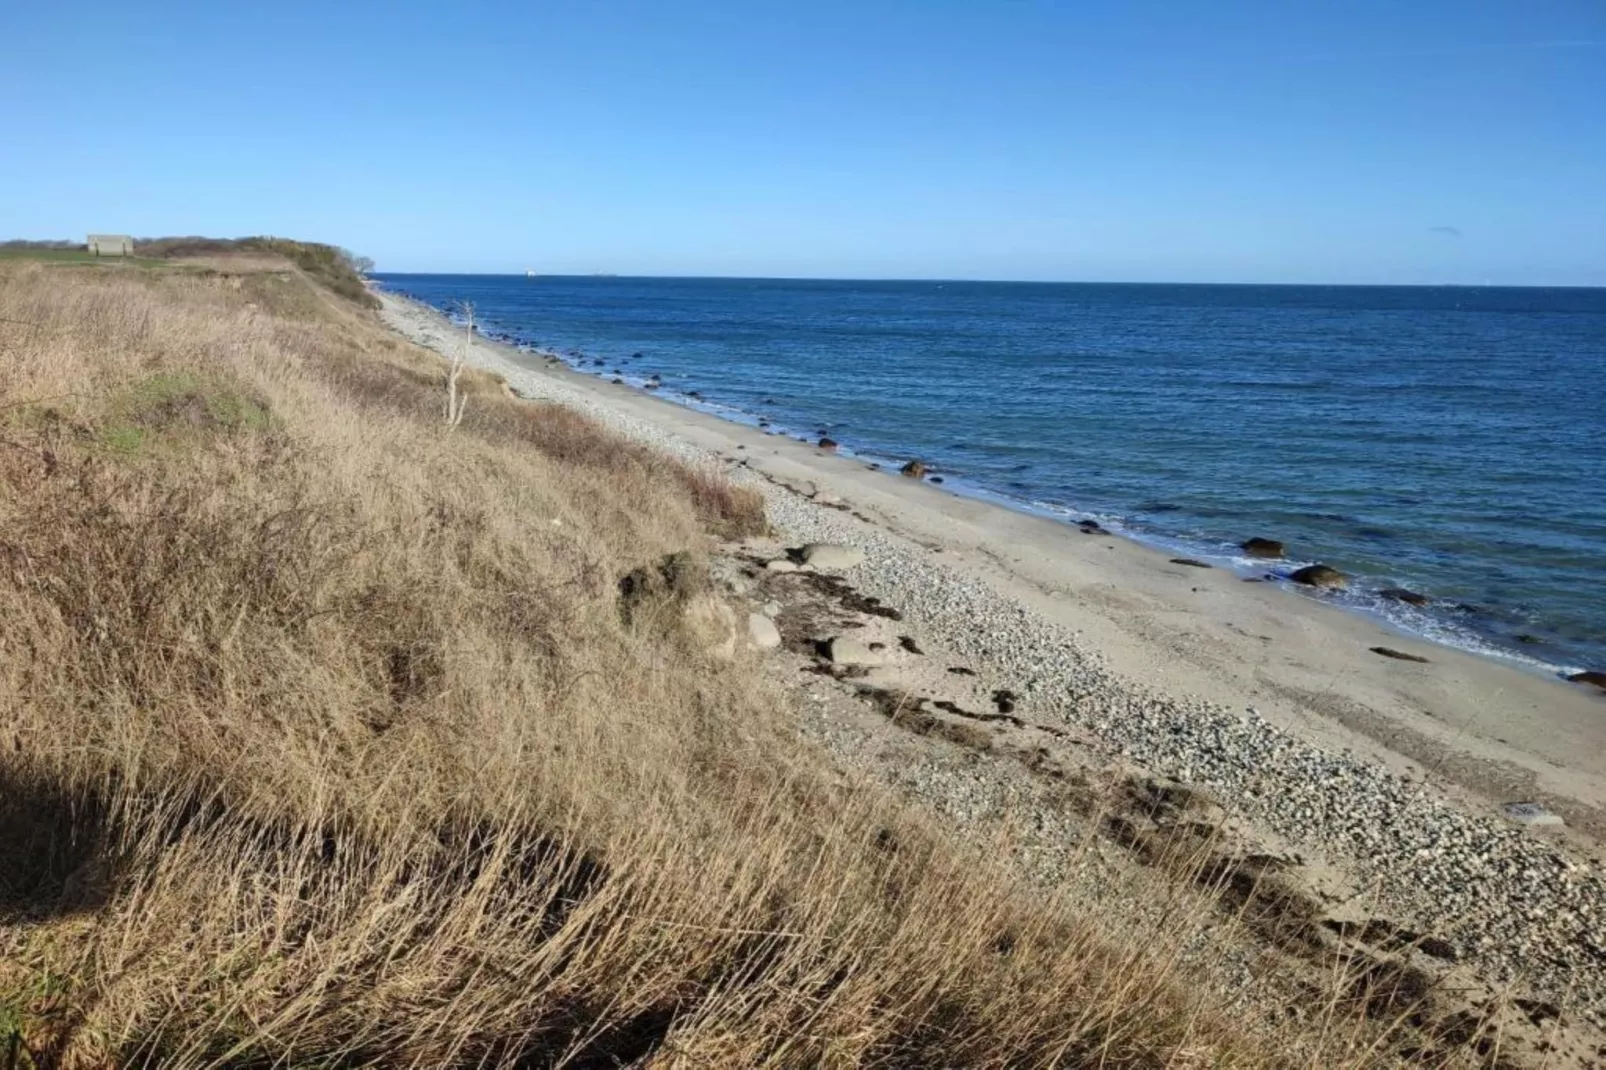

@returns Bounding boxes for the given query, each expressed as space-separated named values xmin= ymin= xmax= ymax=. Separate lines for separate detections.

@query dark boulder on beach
xmin=818 ymin=437 xmax=838 ymax=451
xmin=1241 ymin=537 xmax=1285 ymax=559
xmin=899 ymin=460 xmax=928 ymax=479
xmin=929 ymin=476 xmax=944 ymax=483
xmin=1567 ymin=671 xmax=1606 ymax=691
xmin=1380 ymin=587 xmax=1431 ymax=607
xmin=1290 ymin=564 xmax=1346 ymax=589
xmin=1077 ymin=519 xmax=1107 ymax=535
xmin=610 ymin=377 xmax=623 ymax=385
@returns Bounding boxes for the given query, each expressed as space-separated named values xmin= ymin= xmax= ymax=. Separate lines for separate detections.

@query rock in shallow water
xmin=1290 ymin=564 xmax=1347 ymax=589
xmin=1241 ymin=537 xmax=1285 ymax=558
xmin=899 ymin=460 xmax=928 ymax=479
xmin=1567 ymin=670 xmax=1606 ymax=690
xmin=1380 ymin=587 xmax=1431 ymax=607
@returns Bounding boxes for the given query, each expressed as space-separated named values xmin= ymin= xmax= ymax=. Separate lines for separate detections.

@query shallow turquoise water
xmin=377 ymin=275 xmax=1606 ymax=675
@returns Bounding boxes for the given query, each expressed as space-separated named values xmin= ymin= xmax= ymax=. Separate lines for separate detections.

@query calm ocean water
xmin=376 ymin=275 xmax=1606 ymax=675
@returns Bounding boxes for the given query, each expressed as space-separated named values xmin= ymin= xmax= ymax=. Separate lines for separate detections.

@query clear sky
xmin=4 ymin=1 xmax=1603 ymax=284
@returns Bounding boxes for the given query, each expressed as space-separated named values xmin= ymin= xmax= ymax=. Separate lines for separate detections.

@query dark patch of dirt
xmin=859 ymin=688 xmax=995 ymax=751
xmin=928 ymin=698 xmax=1068 ymax=738
xmin=1124 ymin=777 xmax=1220 ymax=823
xmin=617 ymin=551 xmax=709 ymax=623
xmin=1323 ymin=918 xmax=1458 ymax=962
xmin=1514 ymin=997 xmax=1562 ymax=1027
xmin=758 ymin=559 xmax=905 ymax=655
xmin=793 ymin=570 xmax=903 ymax=621
xmin=1198 ymin=853 xmax=1329 ymax=955
xmin=1343 ymin=956 xmax=1437 ymax=1023
xmin=858 ymin=688 xmax=1076 ymax=757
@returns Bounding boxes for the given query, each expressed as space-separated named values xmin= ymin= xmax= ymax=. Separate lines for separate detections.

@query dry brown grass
xmin=0 ymin=259 xmax=1445 ymax=1068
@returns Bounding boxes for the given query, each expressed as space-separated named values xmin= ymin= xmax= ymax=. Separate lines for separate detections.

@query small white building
xmin=87 ymin=234 xmax=134 ymax=257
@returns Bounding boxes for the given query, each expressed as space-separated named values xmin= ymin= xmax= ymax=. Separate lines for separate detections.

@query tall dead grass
xmin=0 ymin=259 xmax=1424 ymax=1067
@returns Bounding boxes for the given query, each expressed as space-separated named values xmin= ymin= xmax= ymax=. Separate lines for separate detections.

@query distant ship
xmin=525 ymin=269 xmax=536 ymax=278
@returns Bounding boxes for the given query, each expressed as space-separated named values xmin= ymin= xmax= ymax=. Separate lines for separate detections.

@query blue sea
xmin=375 ymin=275 xmax=1606 ymax=677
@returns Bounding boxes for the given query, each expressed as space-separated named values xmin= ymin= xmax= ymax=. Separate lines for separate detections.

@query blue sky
xmin=4 ymin=1 xmax=1603 ymax=283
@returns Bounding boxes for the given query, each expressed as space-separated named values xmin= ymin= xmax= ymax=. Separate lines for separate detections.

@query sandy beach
xmin=379 ymin=290 xmax=1606 ymax=1034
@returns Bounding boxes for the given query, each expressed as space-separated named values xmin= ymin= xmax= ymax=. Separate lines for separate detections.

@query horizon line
xmin=371 ymin=271 xmax=1604 ymax=290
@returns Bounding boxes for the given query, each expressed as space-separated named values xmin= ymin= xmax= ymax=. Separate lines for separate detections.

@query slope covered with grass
xmin=0 ymin=255 xmax=1400 ymax=1068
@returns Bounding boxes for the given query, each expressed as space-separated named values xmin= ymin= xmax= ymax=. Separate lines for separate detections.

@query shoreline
xmin=380 ymin=288 xmax=1606 ymax=837
xmin=427 ymin=294 xmax=1599 ymax=683
xmin=378 ymin=287 xmax=1606 ymax=1013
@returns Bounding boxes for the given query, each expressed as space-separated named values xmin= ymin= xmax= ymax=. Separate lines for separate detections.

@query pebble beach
xmin=379 ymin=289 xmax=1606 ymax=1032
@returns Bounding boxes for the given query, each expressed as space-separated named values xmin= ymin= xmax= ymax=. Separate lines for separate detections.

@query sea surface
xmin=375 ymin=274 xmax=1606 ymax=676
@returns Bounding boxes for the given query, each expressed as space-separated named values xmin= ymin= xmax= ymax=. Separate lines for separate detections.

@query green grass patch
xmin=99 ymin=372 xmax=274 ymax=455
xmin=0 ymin=248 xmax=99 ymax=263
xmin=0 ymin=249 xmax=169 ymax=272
xmin=100 ymin=425 xmax=147 ymax=455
